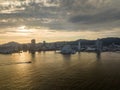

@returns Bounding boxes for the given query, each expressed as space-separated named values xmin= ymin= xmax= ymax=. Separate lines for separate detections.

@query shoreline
xmin=0 ymin=50 xmax=120 ymax=55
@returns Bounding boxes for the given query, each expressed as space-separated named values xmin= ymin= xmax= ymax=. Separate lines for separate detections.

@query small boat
xmin=25 ymin=61 xmax=32 ymax=63
xmin=22 ymin=61 xmax=32 ymax=63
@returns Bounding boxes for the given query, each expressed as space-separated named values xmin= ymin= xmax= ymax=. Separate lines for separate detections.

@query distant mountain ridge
xmin=100 ymin=37 xmax=120 ymax=46
xmin=0 ymin=37 xmax=120 ymax=46
xmin=75 ymin=37 xmax=120 ymax=46
xmin=0 ymin=42 xmax=21 ymax=47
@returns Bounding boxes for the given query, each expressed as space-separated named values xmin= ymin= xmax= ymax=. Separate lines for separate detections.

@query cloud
xmin=0 ymin=0 xmax=120 ymax=32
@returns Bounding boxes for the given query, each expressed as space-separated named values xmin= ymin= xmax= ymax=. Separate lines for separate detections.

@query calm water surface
xmin=0 ymin=51 xmax=120 ymax=90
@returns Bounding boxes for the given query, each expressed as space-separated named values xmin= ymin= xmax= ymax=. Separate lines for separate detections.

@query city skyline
xmin=0 ymin=0 xmax=120 ymax=44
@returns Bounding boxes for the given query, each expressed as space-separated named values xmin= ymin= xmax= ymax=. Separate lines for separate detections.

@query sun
xmin=17 ymin=26 xmax=31 ymax=33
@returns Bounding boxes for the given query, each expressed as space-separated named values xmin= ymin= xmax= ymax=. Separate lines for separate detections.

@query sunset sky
xmin=0 ymin=0 xmax=120 ymax=44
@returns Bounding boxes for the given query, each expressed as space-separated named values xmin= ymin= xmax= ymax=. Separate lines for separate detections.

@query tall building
xmin=30 ymin=39 xmax=36 ymax=52
xmin=43 ymin=41 xmax=46 ymax=46
xmin=96 ymin=38 xmax=102 ymax=52
xmin=31 ymin=39 xmax=36 ymax=45
xmin=78 ymin=41 xmax=81 ymax=51
xmin=40 ymin=41 xmax=48 ymax=51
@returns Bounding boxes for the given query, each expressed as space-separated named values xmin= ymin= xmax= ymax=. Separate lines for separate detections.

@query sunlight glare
xmin=17 ymin=26 xmax=32 ymax=33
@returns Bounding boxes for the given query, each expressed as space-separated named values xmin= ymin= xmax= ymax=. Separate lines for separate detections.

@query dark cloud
xmin=0 ymin=0 xmax=120 ymax=32
xmin=70 ymin=9 xmax=120 ymax=24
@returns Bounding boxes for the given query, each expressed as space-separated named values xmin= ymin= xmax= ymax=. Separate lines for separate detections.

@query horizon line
xmin=0 ymin=37 xmax=120 ymax=45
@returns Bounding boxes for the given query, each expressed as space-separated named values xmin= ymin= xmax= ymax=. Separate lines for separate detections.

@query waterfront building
xmin=78 ymin=41 xmax=81 ymax=51
xmin=30 ymin=39 xmax=36 ymax=52
xmin=31 ymin=39 xmax=36 ymax=44
xmin=61 ymin=45 xmax=76 ymax=54
xmin=43 ymin=41 xmax=46 ymax=46
xmin=96 ymin=38 xmax=102 ymax=52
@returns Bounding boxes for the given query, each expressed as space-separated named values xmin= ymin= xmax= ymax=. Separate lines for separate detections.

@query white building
xmin=61 ymin=45 xmax=76 ymax=54
xmin=78 ymin=41 xmax=81 ymax=51
xmin=96 ymin=38 xmax=102 ymax=52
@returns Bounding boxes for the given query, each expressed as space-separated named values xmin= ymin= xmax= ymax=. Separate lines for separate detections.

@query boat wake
xmin=0 ymin=61 xmax=32 ymax=66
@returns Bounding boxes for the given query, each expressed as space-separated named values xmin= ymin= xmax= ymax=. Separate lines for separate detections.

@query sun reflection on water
xmin=12 ymin=52 xmax=31 ymax=62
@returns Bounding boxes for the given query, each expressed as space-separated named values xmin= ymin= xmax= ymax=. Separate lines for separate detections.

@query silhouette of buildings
xmin=0 ymin=38 xmax=120 ymax=54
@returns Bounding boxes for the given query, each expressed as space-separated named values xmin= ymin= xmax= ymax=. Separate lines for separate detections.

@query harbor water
xmin=0 ymin=51 xmax=120 ymax=90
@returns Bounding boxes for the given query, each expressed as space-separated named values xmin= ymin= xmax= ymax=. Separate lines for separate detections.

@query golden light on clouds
xmin=0 ymin=26 xmax=119 ymax=44
xmin=0 ymin=0 xmax=120 ymax=44
xmin=17 ymin=26 xmax=32 ymax=33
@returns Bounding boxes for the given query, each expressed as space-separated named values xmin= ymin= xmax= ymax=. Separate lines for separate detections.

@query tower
xmin=31 ymin=39 xmax=36 ymax=44
xmin=78 ymin=41 xmax=81 ymax=51
xmin=30 ymin=39 xmax=36 ymax=52
xmin=96 ymin=38 xmax=102 ymax=52
xmin=43 ymin=41 xmax=46 ymax=46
